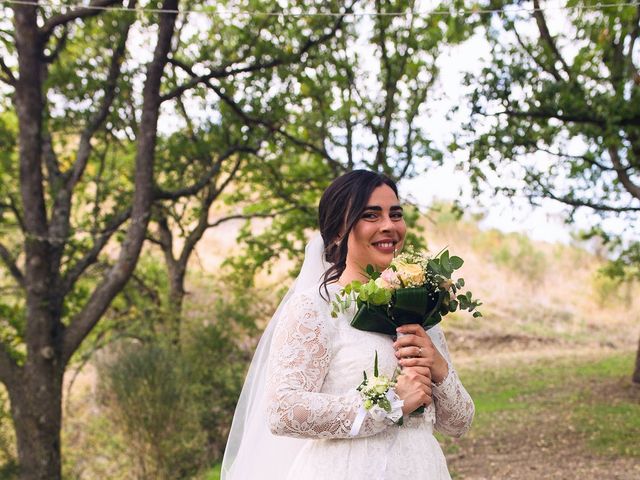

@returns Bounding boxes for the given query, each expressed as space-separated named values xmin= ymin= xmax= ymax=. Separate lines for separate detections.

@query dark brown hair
xmin=318 ymin=170 xmax=399 ymax=298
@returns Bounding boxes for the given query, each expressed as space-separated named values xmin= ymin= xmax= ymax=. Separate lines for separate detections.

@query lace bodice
xmin=265 ymin=285 xmax=474 ymax=441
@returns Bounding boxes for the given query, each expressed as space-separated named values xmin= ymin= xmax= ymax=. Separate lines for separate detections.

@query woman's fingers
xmin=398 ymin=356 xmax=434 ymax=368
xmin=396 ymin=324 xmax=428 ymax=337
xmin=400 ymin=368 xmax=431 ymax=385
xmin=401 ymin=365 xmax=431 ymax=377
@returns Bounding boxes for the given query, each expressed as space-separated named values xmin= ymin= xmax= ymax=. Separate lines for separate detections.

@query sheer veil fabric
xmin=221 ymin=234 xmax=330 ymax=479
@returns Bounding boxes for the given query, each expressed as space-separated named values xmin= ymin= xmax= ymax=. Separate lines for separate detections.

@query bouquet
xmin=331 ymin=246 xmax=482 ymax=335
xmin=349 ymin=351 xmax=404 ymax=435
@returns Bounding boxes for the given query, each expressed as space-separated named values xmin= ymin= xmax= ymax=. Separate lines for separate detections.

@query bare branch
xmin=8 ymin=194 xmax=24 ymax=232
xmin=42 ymin=133 xmax=62 ymax=182
xmin=0 ymin=242 xmax=25 ymax=288
xmin=212 ymin=152 xmax=244 ymax=199
xmin=39 ymin=0 xmax=123 ymax=41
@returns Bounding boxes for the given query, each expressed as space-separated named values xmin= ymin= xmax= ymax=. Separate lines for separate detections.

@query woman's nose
xmin=379 ymin=214 xmax=394 ymax=232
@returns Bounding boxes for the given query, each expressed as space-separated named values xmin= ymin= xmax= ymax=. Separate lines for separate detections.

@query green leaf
xmin=441 ymin=250 xmax=451 ymax=273
xmin=374 ymin=351 xmax=379 ymax=377
xmin=450 ymin=256 xmax=464 ymax=269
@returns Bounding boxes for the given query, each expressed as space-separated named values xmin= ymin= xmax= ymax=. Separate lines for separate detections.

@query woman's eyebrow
xmin=363 ymin=205 xmax=403 ymax=211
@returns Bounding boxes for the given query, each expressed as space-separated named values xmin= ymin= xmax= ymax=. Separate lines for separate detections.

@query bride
xmin=222 ymin=170 xmax=474 ymax=479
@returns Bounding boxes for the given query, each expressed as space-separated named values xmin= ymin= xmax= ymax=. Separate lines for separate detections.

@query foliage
xmin=99 ymin=342 xmax=208 ymax=479
xmin=472 ymin=229 xmax=548 ymax=282
xmin=458 ymin=0 xmax=640 ymax=274
xmin=224 ymin=0 xmax=485 ymax=277
xmin=96 ymin=285 xmax=256 ymax=478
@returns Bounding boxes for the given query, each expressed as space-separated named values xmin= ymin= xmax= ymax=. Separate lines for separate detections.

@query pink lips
xmin=371 ymin=240 xmax=396 ymax=254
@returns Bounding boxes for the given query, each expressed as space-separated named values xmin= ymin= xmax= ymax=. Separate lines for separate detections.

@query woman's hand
xmin=393 ymin=324 xmax=449 ymax=384
xmin=394 ymin=366 xmax=432 ymax=414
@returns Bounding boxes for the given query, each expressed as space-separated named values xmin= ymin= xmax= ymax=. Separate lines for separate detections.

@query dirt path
xmin=443 ymin=335 xmax=640 ymax=479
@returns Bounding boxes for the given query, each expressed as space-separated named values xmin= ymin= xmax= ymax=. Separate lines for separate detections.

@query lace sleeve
xmin=265 ymin=292 xmax=389 ymax=439
xmin=429 ymin=326 xmax=474 ymax=437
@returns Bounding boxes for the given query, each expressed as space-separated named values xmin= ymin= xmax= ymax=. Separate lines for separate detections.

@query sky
xmin=393 ymin=27 xmax=579 ymax=245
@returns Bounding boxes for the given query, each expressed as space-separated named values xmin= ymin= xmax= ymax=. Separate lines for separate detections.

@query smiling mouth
xmin=372 ymin=241 xmax=397 ymax=249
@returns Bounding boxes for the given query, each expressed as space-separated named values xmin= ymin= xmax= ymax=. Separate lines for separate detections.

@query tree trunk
xmin=10 ymin=363 xmax=63 ymax=480
xmin=166 ymin=263 xmax=186 ymax=344
xmin=633 ymin=334 xmax=640 ymax=385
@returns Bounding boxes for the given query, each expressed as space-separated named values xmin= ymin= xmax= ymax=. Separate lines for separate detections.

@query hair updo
xmin=318 ymin=170 xmax=399 ymax=297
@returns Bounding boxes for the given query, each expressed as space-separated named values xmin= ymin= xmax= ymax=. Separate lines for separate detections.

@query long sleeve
xmin=265 ymin=292 xmax=390 ymax=439
xmin=429 ymin=326 xmax=475 ymax=437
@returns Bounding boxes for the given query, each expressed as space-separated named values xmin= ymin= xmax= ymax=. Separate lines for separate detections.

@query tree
xmin=144 ymin=0 xmax=351 ymax=342
xmin=225 ymin=0 xmax=481 ymax=275
xmin=0 ymin=0 xmax=362 ymax=476
xmin=458 ymin=0 xmax=640 ymax=382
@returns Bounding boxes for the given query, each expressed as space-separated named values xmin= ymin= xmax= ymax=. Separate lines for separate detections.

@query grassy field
xmin=442 ymin=350 xmax=640 ymax=479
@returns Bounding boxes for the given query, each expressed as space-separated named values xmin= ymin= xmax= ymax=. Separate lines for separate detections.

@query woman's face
xmin=346 ymin=184 xmax=407 ymax=272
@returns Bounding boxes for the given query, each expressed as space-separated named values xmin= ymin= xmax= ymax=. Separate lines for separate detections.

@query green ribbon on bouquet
xmin=349 ymin=287 xmax=446 ymax=335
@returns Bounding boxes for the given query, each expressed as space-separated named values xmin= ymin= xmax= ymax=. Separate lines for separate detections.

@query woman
xmin=222 ymin=170 xmax=474 ymax=479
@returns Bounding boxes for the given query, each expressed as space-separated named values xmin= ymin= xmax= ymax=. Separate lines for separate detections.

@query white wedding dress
xmin=265 ymin=283 xmax=475 ymax=480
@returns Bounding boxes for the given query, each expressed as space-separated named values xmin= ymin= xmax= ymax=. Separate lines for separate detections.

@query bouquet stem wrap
xmin=350 ymin=288 xmax=445 ymax=335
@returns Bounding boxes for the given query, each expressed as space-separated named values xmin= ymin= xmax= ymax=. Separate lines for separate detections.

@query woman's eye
xmin=362 ymin=212 xmax=378 ymax=220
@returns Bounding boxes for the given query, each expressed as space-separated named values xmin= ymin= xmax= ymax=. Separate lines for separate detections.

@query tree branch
xmin=512 ymin=24 xmax=562 ymax=82
xmin=0 ymin=242 xmax=25 ymax=288
xmin=208 ymin=80 xmax=344 ymax=170
xmin=42 ymin=133 xmax=62 ymax=183
xmin=534 ymin=146 xmax=619 ymax=172
xmin=60 ymin=207 xmax=132 ymax=296
xmin=42 ymin=25 xmax=68 ymax=64
xmin=153 ymin=145 xmax=257 ymax=200
xmin=160 ymin=2 xmax=354 ymax=101
xmin=65 ymin=4 xmax=134 ymax=192
xmin=0 ymin=56 xmax=16 ymax=85
xmin=537 ymin=182 xmax=640 ymax=212
xmin=608 ymin=145 xmax=640 ymax=200
xmin=207 ymin=207 xmax=301 ymax=229
xmin=39 ymin=0 xmax=124 ymax=41
xmin=61 ymin=0 xmax=179 ymax=364
xmin=498 ymin=108 xmax=609 ymax=127
xmin=532 ymin=0 xmax=572 ymax=80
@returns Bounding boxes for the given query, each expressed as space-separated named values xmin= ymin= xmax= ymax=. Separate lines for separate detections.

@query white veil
xmin=221 ymin=233 xmax=330 ymax=479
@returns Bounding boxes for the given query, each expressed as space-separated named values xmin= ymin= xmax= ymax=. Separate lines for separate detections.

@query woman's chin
xmin=371 ymin=255 xmax=393 ymax=271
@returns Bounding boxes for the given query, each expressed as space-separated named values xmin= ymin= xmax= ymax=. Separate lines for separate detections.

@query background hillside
xmin=42 ymin=204 xmax=640 ymax=479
